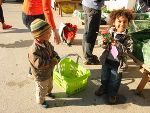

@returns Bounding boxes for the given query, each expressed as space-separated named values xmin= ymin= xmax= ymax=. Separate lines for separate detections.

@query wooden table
xmin=128 ymin=53 xmax=150 ymax=94
xmin=54 ymin=0 xmax=81 ymax=17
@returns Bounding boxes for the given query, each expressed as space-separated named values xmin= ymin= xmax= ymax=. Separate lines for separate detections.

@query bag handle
xmin=60 ymin=54 xmax=81 ymax=63
xmin=56 ymin=54 xmax=82 ymax=75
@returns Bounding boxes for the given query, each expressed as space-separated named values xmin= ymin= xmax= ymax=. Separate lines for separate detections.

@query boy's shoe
xmin=95 ymin=86 xmax=107 ymax=96
xmin=41 ymin=101 xmax=49 ymax=108
xmin=2 ymin=24 xmax=12 ymax=29
xmin=46 ymin=93 xmax=55 ymax=99
xmin=108 ymin=96 xmax=118 ymax=104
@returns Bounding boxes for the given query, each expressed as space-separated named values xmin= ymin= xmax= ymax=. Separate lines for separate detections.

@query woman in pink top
xmin=22 ymin=0 xmax=61 ymax=44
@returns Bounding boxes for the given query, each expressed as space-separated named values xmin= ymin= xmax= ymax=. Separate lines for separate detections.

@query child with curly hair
xmin=95 ymin=8 xmax=134 ymax=104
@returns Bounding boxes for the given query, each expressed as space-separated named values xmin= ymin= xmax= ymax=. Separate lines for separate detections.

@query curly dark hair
xmin=108 ymin=8 xmax=134 ymax=27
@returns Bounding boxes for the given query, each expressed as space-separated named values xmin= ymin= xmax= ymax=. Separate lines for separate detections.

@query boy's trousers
xmin=35 ymin=76 xmax=53 ymax=104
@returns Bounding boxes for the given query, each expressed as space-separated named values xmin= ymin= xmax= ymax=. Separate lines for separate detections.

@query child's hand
xmin=99 ymin=37 xmax=107 ymax=46
xmin=111 ymin=40 xmax=117 ymax=46
xmin=51 ymin=57 xmax=58 ymax=66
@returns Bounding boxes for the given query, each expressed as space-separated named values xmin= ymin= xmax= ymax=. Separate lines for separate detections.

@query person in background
xmin=136 ymin=0 xmax=150 ymax=12
xmin=22 ymin=0 xmax=61 ymax=77
xmin=82 ymin=0 xmax=105 ymax=65
xmin=95 ymin=8 xmax=134 ymax=104
xmin=28 ymin=19 xmax=60 ymax=108
xmin=22 ymin=0 xmax=60 ymax=44
xmin=0 ymin=1 xmax=12 ymax=29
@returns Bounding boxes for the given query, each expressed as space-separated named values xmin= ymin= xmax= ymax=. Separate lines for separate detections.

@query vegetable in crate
xmin=129 ymin=20 xmax=150 ymax=33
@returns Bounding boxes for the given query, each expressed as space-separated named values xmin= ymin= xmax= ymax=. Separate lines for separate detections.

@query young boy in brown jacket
xmin=28 ymin=18 xmax=60 ymax=108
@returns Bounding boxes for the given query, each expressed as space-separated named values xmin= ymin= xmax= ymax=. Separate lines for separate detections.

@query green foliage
xmin=101 ymin=6 xmax=110 ymax=13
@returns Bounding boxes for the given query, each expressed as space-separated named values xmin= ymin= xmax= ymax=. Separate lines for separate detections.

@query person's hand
xmin=53 ymin=29 xmax=61 ymax=44
xmin=51 ymin=57 xmax=58 ymax=66
xmin=98 ymin=37 xmax=108 ymax=48
xmin=147 ymin=8 xmax=150 ymax=12
xmin=111 ymin=40 xmax=117 ymax=46
xmin=99 ymin=37 xmax=108 ymax=46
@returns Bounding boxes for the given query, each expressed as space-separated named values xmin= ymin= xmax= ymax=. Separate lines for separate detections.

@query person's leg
xmin=108 ymin=68 xmax=122 ymax=96
xmin=47 ymin=76 xmax=53 ymax=93
xmin=35 ymin=79 xmax=49 ymax=108
xmin=82 ymin=6 xmax=89 ymax=60
xmin=0 ymin=5 xmax=12 ymax=29
xmin=95 ymin=64 xmax=110 ymax=96
xmin=82 ymin=5 xmax=101 ymax=64
xmin=46 ymin=76 xmax=55 ymax=98
xmin=107 ymin=67 xmax=122 ymax=104
xmin=22 ymin=12 xmax=31 ymax=30
xmin=0 ymin=5 xmax=5 ymax=24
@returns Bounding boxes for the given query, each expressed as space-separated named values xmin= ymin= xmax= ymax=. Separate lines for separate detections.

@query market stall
xmin=128 ymin=52 xmax=150 ymax=94
xmin=128 ymin=18 xmax=150 ymax=94
xmin=52 ymin=0 xmax=81 ymax=17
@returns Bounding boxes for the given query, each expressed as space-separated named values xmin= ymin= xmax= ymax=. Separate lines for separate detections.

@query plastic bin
xmin=133 ymin=13 xmax=149 ymax=20
xmin=129 ymin=20 xmax=150 ymax=33
xmin=53 ymin=54 xmax=91 ymax=95
xmin=131 ymin=31 xmax=150 ymax=61
xmin=142 ymin=41 xmax=150 ymax=68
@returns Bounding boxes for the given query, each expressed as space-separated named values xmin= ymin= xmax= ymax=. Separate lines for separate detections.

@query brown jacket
xmin=28 ymin=40 xmax=59 ymax=81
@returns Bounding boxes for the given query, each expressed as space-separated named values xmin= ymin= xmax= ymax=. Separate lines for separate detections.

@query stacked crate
xmin=129 ymin=13 xmax=150 ymax=62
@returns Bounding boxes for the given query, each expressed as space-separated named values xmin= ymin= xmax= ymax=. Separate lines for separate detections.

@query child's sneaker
xmin=46 ymin=93 xmax=55 ymax=99
xmin=108 ymin=96 xmax=118 ymax=104
xmin=41 ymin=101 xmax=49 ymax=108
xmin=95 ymin=86 xmax=107 ymax=96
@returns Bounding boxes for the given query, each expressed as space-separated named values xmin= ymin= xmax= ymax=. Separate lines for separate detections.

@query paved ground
xmin=0 ymin=2 xmax=150 ymax=113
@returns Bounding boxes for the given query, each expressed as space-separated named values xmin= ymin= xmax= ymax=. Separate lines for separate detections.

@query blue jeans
xmin=101 ymin=63 xmax=122 ymax=96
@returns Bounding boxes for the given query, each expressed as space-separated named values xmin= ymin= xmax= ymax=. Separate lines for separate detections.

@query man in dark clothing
xmin=82 ymin=0 xmax=105 ymax=65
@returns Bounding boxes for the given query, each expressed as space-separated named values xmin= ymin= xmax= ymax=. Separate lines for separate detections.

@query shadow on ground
xmin=0 ymin=40 xmax=32 ymax=48
xmin=1 ymin=28 xmax=29 ymax=33
xmin=72 ymin=39 xmax=82 ymax=46
xmin=46 ymin=67 xmax=150 ymax=108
